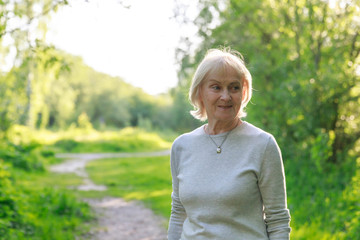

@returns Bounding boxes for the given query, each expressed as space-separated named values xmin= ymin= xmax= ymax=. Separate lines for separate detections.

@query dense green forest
xmin=0 ymin=0 xmax=359 ymax=239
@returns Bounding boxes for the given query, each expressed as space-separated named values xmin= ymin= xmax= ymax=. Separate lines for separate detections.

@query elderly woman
xmin=167 ymin=48 xmax=291 ymax=239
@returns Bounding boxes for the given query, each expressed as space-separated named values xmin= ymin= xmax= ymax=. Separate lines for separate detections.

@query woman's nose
xmin=220 ymin=89 xmax=231 ymax=101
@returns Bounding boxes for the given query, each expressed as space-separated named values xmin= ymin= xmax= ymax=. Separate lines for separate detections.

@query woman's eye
xmin=211 ymin=85 xmax=220 ymax=90
xmin=230 ymin=85 xmax=240 ymax=91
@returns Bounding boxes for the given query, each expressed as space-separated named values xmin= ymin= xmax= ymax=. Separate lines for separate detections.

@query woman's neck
xmin=205 ymin=118 xmax=241 ymax=135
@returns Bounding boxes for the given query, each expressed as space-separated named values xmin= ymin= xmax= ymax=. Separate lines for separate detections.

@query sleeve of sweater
xmin=167 ymin=140 xmax=187 ymax=240
xmin=259 ymin=136 xmax=291 ymax=240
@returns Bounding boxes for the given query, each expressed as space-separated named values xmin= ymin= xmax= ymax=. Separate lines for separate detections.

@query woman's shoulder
xmin=233 ymin=122 xmax=280 ymax=155
xmin=172 ymin=125 xmax=205 ymax=148
xmin=239 ymin=121 xmax=276 ymax=144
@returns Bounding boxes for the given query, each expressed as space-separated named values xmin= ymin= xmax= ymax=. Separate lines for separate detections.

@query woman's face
xmin=199 ymin=66 xmax=243 ymax=123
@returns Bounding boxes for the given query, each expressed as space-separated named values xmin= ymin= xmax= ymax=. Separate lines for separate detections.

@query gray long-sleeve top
xmin=168 ymin=121 xmax=291 ymax=240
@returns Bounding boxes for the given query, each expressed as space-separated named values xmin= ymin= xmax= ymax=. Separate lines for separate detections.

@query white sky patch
xmin=46 ymin=0 xmax=197 ymax=95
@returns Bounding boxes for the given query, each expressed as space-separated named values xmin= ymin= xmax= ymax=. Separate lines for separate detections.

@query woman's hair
xmin=189 ymin=47 xmax=253 ymax=121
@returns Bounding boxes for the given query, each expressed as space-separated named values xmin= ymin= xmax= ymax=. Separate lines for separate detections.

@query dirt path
xmin=50 ymin=150 xmax=170 ymax=240
xmin=83 ymin=197 xmax=167 ymax=240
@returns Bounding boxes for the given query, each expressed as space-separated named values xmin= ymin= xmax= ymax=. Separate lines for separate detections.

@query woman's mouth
xmin=218 ymin=105 xmax=232 ymax=110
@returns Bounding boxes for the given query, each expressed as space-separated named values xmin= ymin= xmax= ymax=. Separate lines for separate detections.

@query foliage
xmin=46 ymin=126 xmax=172 ymax=153
xmin=5 ymin=124 xmax=173 ymax=154
xmin=1 ymin=47 xmax=181 ymax=131
xmin=168 ymin=85 xmax=202 ymax=132
xmin=0 ymin=142 xmax=93 ymax=240
xmin=0 ymin=0 xmax=70 ymax=132
xmin=0 ymin=140 xmax=45 ymax=171
xmin=77 ymin=112 xmax=94 ymax=131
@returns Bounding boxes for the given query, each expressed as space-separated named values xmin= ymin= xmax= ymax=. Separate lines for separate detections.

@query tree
xmin=179 ymin=0 xmax=360 ymax=163
xmin=0 ymin=0 xmax=68 ymax=133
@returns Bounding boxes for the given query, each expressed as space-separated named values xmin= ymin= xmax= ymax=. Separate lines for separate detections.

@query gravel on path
xmin=83 ymin=197 xmax=168 ymax=240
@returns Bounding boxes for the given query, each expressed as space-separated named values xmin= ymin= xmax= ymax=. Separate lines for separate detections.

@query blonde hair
xmin=189 ymin=48 xmax=252 ymax=121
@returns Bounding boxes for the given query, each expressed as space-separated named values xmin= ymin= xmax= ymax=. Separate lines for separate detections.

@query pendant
xmin=216 ymin=147 xmax=221 ymax=154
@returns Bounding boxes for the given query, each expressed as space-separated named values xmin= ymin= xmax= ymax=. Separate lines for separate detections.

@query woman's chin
xmin=212 ymin=113 xmax=237 ymax=122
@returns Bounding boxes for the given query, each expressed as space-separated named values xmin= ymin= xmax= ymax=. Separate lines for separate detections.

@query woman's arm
xmin=259 ymin=136 xmax=291 ymax=240
xmin=167 ymin=143 xmax=186 ymax=240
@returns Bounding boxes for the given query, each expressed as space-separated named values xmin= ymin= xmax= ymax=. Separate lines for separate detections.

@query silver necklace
xmin=206 ymin=120 xmax=239 ymax=154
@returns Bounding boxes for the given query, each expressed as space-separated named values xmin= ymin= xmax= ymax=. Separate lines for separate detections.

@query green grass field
xmin=86 ymin=156 xmax=172 ymax=218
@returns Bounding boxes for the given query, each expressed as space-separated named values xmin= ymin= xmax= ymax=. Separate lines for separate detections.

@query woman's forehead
xmin=206 ymin=65 xmax=242 ymax=81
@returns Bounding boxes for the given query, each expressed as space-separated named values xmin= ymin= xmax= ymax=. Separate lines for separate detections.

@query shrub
xmin=0 ymin=140 xmax=46 ymax=172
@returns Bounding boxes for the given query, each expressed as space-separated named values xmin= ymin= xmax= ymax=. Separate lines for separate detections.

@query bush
xmin=52 ymin=139 xmax=79 ymax=152
xmin=0 ymin=135 xmax=93 ymax=240
xmin=0 ymin=162 xmax=93 ymax=240
xmin=286 ymin=150 xmax=359 ymax=239
xmin=0 ymin=141 xmax=44 ymax=172
xmin=0 ymin=160 xmax=35 ymax=239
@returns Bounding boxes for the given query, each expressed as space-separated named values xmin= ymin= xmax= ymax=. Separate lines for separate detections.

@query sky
xmin=46 ymin=0 xmax=198 ymax=95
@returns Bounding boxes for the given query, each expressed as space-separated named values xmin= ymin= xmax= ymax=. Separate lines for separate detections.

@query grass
xmin=13 ymin=170 xmax=85 ymax=192
xmin=0 ymin=161 xmax=94 ymax=240
xmin=6 ymin=125 xmax=172 ymax=153
xmin=85 ymin=155 xmax=172 ymax=218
